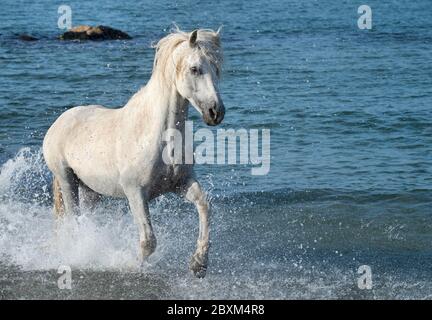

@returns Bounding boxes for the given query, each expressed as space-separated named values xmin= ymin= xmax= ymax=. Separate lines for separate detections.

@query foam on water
xmin=0 ymin=148 xmax=143 ymax=270
xmin=0 ymin=148 xmax=215 ymax=277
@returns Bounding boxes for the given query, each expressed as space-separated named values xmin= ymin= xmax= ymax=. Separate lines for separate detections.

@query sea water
xmin=0 ymin=0 xmax=431 ymax=299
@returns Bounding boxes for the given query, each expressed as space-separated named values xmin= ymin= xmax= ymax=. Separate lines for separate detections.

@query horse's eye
xmin=190 ymin=66 xmax=200 ymax=75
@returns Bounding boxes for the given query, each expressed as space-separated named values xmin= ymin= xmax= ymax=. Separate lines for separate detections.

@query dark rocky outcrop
xmin=18 ymin=34 xmax=38 ymax=41
xmin=59 ymin=25 xmax=132 ymax=41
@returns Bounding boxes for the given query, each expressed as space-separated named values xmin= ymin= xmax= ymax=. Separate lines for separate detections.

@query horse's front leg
xmin=123 ymin=185 xmax=157 ymax=260
xmin=183 ymin=178 xmax=210 ymax=278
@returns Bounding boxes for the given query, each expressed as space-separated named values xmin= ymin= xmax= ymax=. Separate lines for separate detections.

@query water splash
xmin=0 ymin=148 xmax=143 ymax=270
xmin=1 ymin=148 xmax=431 ymax=299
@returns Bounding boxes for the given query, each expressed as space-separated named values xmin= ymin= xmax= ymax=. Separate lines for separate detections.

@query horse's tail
xmin=53 ymin=176 xmax=65 ymax=218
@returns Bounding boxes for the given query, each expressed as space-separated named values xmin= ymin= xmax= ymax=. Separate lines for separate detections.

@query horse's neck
xmin=123 ymin=75 xmax=189 ymax=135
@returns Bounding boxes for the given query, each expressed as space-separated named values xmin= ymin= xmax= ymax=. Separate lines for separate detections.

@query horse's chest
xmin=159 ymin=163 xmax=181 ymax=180
xmin=149 ymin=163 xmax=186 ymax=195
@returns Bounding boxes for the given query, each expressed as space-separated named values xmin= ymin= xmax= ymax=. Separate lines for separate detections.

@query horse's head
xmin=154 ymin=28 xmax=225 ymax=126
xmin=175 ymin=30 xmax=224 ymax=126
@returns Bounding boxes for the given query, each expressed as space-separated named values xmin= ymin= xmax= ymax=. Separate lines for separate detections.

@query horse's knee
xmin=140 ymin=235 xmax=157 ymax=259
xmin=185 ymin=181 xmax=208 ymax=207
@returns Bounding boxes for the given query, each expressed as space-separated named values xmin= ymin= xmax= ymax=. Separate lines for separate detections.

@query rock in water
xmin=60 ymin=25 xmax=132 ymax=40
xmin=18 ymin=34 xmax=38 ymax=41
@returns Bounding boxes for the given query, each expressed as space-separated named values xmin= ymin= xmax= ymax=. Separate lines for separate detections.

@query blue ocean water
xmin=0 ymin=0 xmax=431 ymax=299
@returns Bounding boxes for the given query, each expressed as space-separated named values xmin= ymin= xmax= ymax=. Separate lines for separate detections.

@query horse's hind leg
xmin=79 ymin=181 xmax=101 ymax=211
xmin=53 ymin=168 xmax=79 ymax=217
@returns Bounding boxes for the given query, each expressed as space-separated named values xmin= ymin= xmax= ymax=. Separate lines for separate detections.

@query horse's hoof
xmin=140 ymin=260 xmax=151 ymax=270
xmin=189 ymin=254 xmax=208 ymax=278
xmin=140 ymin=238 xmax=157 ymax=259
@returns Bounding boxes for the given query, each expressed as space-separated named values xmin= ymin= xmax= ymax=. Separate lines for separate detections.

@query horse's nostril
xmin=209 ymin=107 xmax=217 ymax=121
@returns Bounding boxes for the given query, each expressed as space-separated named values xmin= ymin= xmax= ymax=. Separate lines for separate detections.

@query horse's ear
xmin=189 ymin=29 xmax=198 ymax=47
xmin=216 ymin=25 xmax=223 ymax=36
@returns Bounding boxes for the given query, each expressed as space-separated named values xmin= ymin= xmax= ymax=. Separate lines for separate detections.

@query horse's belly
xmin=67 ymin=152 xmax=124 ymax=197
xmin=76 ymin=170 xmax=124 ymax=198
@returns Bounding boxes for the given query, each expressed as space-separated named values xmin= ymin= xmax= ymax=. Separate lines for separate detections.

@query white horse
xmin=43 ymin=28 xmax=225 ymax=278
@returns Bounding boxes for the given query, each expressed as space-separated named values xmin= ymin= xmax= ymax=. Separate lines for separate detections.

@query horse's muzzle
xmin=203 ymin=102 xmax=225 ymax=126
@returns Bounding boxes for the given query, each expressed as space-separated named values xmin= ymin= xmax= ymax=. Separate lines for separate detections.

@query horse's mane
xmin=152 ymin=27 xmax=223 ymax=83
